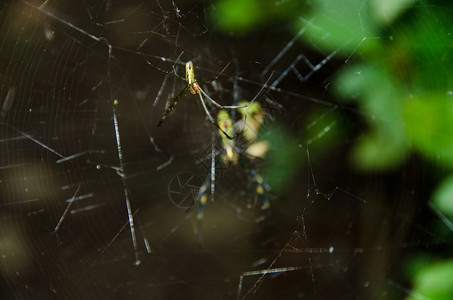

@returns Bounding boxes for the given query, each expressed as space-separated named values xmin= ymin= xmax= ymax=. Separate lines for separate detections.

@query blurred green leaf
xmin=332 ymin=4 xmax=453 ymax=172
xmin=336 ymin=63 xmax=408 ymax=170
xmin=299 ymin=0 xmax=377 ymax=53
xmin=370 ymin=0 xmax=418 ymax=25
xmin=263 ymin=126 xmax=304 ymax=193
xmin=403 ymin=95 xmax=453 ymax=167
xmin=390 ymin=9 xmax=453 ymax=92
xmin=212 ymin=0 xmax=306 ymax=34
xmin=337 ymin=64 xmax=402 ymax=119
xmin=432 ymin=176 xmax=453 ymax=219
xmin=403 ymin=255 xmax=434 ymax=281
xmin=407 ymin=260 xmax=453 ymax=300
xmin=351 ymin=132 xmax=406 ymax=170
xmin=212 ymin=0 xmax=262 ymax=33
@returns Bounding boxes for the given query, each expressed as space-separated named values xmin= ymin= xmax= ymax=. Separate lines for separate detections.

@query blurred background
xmin=1 ymin=0 xmax=453 ymax=299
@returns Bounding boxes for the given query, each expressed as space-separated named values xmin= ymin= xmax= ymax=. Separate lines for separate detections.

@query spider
xmin=195 ymin=101 xmax=271 ymax=246
xmin=143 ymin=57 xmax=250 ymax=139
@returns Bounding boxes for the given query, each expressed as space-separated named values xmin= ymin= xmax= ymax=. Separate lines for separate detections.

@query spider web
xmin=0 ymin=0 xmax=450 ymax=299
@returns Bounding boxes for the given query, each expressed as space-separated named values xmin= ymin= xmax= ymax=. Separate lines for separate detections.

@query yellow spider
xmin=196 ymin=101 xmax=270 ymax=246
xmin=145 ymin=59 xmax=250 ymax=139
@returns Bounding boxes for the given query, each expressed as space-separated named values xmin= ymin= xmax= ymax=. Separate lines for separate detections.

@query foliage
xmin=407 ymin=259 xmax=453 ymax=300
xmin=211 ymin=0 xmax=305 ymax=33
xmin=212 ymin=0 xmax=453 ymax=298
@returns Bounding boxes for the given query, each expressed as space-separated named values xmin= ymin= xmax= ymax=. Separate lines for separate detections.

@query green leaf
xmin=370 ymin=0 xmax=418 ymax=25
xmin=408 ymin=260 xmax=453 ymax=300
xmin=212 ymin=0 xmax=306 ymax=34
xmin=390 ymin=9 xmax=453 ymax=92
xmin=336 ymin=63 xmax=408 ymax=170
xmin=432 ymin=176 xmax=453 ymax=219
xmin=263 ymin=126 xmax=304 ymax=193
xmin=212 ymin=0 xmax=263 ymax=33
xmin=352 ymin=132 xmax=406 ymax=171
xmin=299 ymin=0 xmax=378 ymax=53
xmin=403 ymin=95 xmax=453 ymax=167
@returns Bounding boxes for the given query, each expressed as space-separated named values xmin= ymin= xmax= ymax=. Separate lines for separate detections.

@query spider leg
xmin=196 ymin=173 xmax=210 ymax=248
xmin=250 ymin=169 xmax=270 ymax=210
xmin=197 ymin=93 xmax=234 ymax=139
xmin=242 ymin=163 xmax=270 ymax=210
xmin=201 ymin=61 xmax=231 ymax=84
xmin=195 ymin=141 xmax=217 ymax=248
xmin=210 ymin=134 xmax=216 ymax=202
xmin=157 ymin=85 xmax=190 ymax=126
xmin=142 ymin=53 xmax=185 ymax=80
xmin=199 ymin=88 xmax=250 ymax=109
